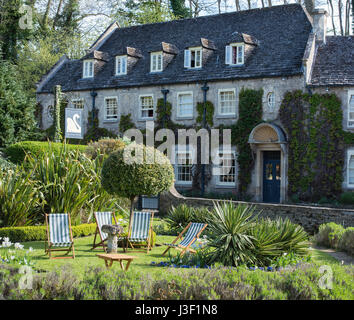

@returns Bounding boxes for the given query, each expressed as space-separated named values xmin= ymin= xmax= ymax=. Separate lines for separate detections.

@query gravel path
xmin=313 ymin=245 xmax=354 ymax=265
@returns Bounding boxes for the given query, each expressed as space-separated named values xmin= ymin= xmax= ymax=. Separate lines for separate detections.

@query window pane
xmin=218 ymin=153 xmax=236 ymax=184
xmin=178 ymin=93 xmax=193 ymax=117
xmin=105 ymin=98 xmax=118 ymax=119
xmin=73 ymin=100 xmax=84 ymax=109
xmin=177 ymin=152 xmax=192 ymax=182
xmin=237 ymin=45 xmax=244 ymax=64
xmin=140 ymin=96 xmax=154 ymax=118
xmin=219 ymin=91 xmax=236 ymax=115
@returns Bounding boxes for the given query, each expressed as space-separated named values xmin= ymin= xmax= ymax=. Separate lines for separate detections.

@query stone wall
xmin=160 ymin=187 xmax=354 ymax=234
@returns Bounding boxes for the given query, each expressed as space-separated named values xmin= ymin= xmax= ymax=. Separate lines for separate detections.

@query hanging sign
xmin=65 ymin=108 xmax=83 ymax=139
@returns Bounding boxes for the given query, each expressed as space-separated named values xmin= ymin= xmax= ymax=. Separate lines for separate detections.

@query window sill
xmin=216 ymin=114 xmax=237 ymax=119
xmin=103 ymin=119 xmax=118 ymax=123
xmin=215 ymin=183 xmax=236 ymax=188
xmin=137 ymin=118 xmax=155 ymax=122
xmin=176 ymin=116 xmax=194 ymax=121
xmin=175 ymin=181 xmax=193 ymax=186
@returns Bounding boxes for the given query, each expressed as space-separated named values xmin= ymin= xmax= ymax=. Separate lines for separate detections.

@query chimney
xmin=304 ymin=0 xmax=328 ymax=44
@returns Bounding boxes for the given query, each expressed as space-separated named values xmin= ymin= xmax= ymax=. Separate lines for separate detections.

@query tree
xmin=170 ymin=0 xmax=192 ymax=18
xmin=101 ymin=143 xmax=174 ymax=217
xmin=0 ymin=60 xmax=38 ymax=147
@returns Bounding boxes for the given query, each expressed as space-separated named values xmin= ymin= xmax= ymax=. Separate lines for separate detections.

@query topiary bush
xmin=314 ymin=222 xmax=345 ymax=249
xmin=5 ymin=141 xmax=87 ymax=164
xmin=85 ymin=138 xmax=127 ymax=159
xmin=101 ymin=143 xmax=174 ymax=216
xmin=337 ymin=227 xmax=354 ymax=256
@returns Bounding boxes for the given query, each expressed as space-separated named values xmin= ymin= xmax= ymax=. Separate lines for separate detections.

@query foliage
xmin=0 ymin=167 xmax=43 ymax=227
xmin=5 ymin=141 xmax=87 ymax=164
xmin=24 ymin=142 xmax=128 ymax=225
xmin=101 ymin=143 xmax=174 ymax=215
xmin=0 ymin=154 xmax=15 ymax=171
xmin=53 ymin=86 xmax=63 ymax=142
xmin=339 ymin=192 xmax=354 ymax=205
xmin=0 ymin=238 xmax=35 ymax=268
xmin=279 ymin=91 xmax=345 ymax=201
xmin=206 ymin=202 xmax=258 ymax=267
xmin=169 ymin=0 xmax=192 ymax=18
xmin=314 ymin=222 xmax=354 ymax=256
xmin=165 ymin=204 xmax=211 ymax=234
xmin=338 ymin=227 xmax=354 ymax=256
xmin=270 ymin=252 xmax=312 ymax=269
xmin=0 ymin=224 xmax=96 ymax=243
xmin=119 ymin=113 xmax=135 ymax=134
xmin=196 ymin=101 xmax=214 ymax=128
xmin=0 ymin=60 xmax=39 ymax=147
xmin=1 ymin=262 xmax=353 ymax=300
xmin=85 ymin=138 xmax=127 ymax=159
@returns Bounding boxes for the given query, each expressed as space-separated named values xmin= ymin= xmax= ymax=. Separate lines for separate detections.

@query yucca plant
xmin=206 ymin=201 xmax=258 ymax=267
xmin=165 ymin=204 xmax=195 ymax=234
xmin=0 ymin=167 xmax=43 ymax=227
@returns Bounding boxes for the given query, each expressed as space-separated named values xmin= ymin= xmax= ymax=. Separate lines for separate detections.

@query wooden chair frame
xmin=124 ymin=211 xmax=154 ymax=254
xmin=91 ymin=212 xmax=117 ymax=252
xmin=162 ymin=222 xmax=208 ymax=256
xmin=45 ymin=214 xmax=75 ymax=259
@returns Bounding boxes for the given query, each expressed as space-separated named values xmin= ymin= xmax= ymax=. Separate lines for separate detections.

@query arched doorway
xmin=248 ymin=123 xmax=287 ymax=203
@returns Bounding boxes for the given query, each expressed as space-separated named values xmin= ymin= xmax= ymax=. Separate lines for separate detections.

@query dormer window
xmin=225 ymin=43 xmax=244 ymax=65
xmin=184 ymin=47 xmax=202 ymax=69
xmin=150 ymin=52 xmax=163 ymax=72
xmin=116 ymin=55 xmax=127 ymax=75
xmin=83 ymin=59 xmax=94 ymax=78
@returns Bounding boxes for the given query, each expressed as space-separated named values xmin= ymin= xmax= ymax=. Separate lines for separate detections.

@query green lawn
xmin=20 ymin=233 xmax=341 ymax=279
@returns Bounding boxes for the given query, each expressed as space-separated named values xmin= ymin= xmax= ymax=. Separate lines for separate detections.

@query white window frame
xmin=267 ymin=92 xmax=275 ymax=112
xmin=213 ymin=148 xmax=237 ymax=187
xmin=348 ymin=90 xmax=354 ymax=128
xmin=184 ymin=47 xmax=202 ymax=69
xmin=225 ymin=43 xmax=244 ymax=65
xmin=347 ymin=150 xmax=354 ymax=188
xmin=218 ymin=89 xmax=237 ymax=116
xmin=176 ymin=91 xmax=194 ymax=119
xmin=174 ymin=146 xmax=194 ymax=185
xmin=104 ymin=96 xmax=119 ymax=121
xmin=71 ymin=99 xmax=84 ymax=109
xmin=139 ymin=94 xmax=155 ymax=120
xmin=83 ymin=59 xmax=94 ymax=78
xmin=150 ymin=51 xmax=163 ymax=72
xmin=116 ymin=55 xmax=127 ymax=75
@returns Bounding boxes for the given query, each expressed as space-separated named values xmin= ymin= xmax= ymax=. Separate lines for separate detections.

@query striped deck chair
xmin=162 ymin=222 xmax=208 ymax=256
xmin=92 ymin=211 xmax=117 ymax=252
xmin=125 ymin=211 xmax=154 ymax=254
xmin=45 ymin=213 xmax=75 ymax=259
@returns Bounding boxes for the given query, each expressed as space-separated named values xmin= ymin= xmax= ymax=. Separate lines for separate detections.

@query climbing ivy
xmin=219 ymin=88 xmax=263 ymax=196
xmin=196 ymin=101 xmax=214 ymax=128
xmin=119 ymin=113 xmax=135 ymax=134
xmin=279 ymin=91 xmax=348 ymax=201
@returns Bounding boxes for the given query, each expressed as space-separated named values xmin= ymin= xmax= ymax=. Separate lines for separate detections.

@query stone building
xmin=36 ymin=3 xmax=354 ymax=203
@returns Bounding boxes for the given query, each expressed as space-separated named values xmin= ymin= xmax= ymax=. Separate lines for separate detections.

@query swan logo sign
xmin=65 ymin=108 xmax=83 ymax=139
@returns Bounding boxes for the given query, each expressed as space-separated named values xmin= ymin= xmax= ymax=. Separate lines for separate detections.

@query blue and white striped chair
xmin=92 ymin=212 xmax=117 ymax=252
xmin=125 ymin=211 xmax=154 ymax=253
xmin=162 ymin=222 xmax=208 ymax=256
xmin=45 ymin=213 xmax=75 ymax=259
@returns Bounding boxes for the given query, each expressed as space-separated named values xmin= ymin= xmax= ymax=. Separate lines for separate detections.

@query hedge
xmin=0 ymin=224 xmax=96 ymax=242
xmin=4 ymin=141 xmax=87 ymax=164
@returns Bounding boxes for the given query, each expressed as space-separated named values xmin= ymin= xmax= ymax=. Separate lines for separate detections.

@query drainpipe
xmin=90 ymin=90 xmax=97 ymax=127
xmin=161 ymin=89 xmax=170 ymax=129
xmin=201 ymin=82 xmax=209 ymax=197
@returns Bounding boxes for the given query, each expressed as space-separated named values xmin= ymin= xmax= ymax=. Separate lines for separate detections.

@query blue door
xmin=263 ymin=151 xmax=281 ymax=203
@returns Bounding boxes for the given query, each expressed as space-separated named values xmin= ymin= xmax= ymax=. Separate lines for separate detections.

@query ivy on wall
xmin=279 ymin=90 xmax=351 ymax=201
xmin=119 ymin=113 xmax=135 ymax=134
xmin=196 ymin=101 xmax=214 ymax=128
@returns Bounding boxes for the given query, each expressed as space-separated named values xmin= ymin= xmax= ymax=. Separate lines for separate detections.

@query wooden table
xmin=96 ymin=253 xmax=137 ymax=271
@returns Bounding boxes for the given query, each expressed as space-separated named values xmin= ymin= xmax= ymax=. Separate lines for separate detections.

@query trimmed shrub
xmin=337 ymin=227 xmax=354 ymax=256
xmin=5 ymin=141 xmax=87 ymax=164
xmin=85 ymin=138 xmax=126 ymax=159
xmin=314 ymin=222 xmax=345 ymax=248
xmin=0 ymin=223 xmax=96 ymax=242
xmin=339 ymin=192 xmax=354 ymax=205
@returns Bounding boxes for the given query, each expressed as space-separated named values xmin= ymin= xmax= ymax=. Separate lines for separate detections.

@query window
xmin=218 ymin=89 xmax=236 ymax=115
xmin=184 ymin=47 xmax=202 ymax=69
xmin=175 ymin=151 xmax=193 ymax=184
xmin=83 ymin=60 xmax=94 ymax=78
xmin=104 ymin=97 xmax=118 ymax=121
xmin=225 ymin=43 xmax=244 ymax=65
xmin=348 ymin=91 xmax=354 ymax=127
xmin=215 ymin=151 xmax=236 ymax=186
xmin=116 ymin=55 xmax=127 ymax=75
xmin=177 ymin=92 xmax=193 ymax=118
xmin=267 ymin=92 xmax=275 ymax=112
xmin=72 ymin=99 xmax=84 ymax=109
xmin=150 ymin=52 xmax=163 ymax=72
xmin=348 ymin=151 xmax=354 ymax=187
xmin=140 ymin=95 xmax=154 ymax=119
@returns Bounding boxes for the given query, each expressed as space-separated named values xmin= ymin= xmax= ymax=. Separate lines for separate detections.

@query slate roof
xmin=37 ymin=4 xmax=312 ymax=93
xmin=310 ymin=36 xmax=354 ymax=87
